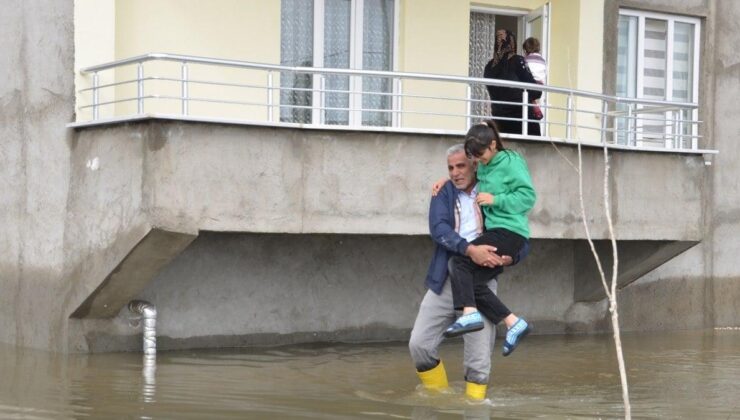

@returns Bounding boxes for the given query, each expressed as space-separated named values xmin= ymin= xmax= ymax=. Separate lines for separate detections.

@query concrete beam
xmin=70 ymin=228 xmax=197 ymax=318
xmin=574 ymin=240 xmax=698 ymax=302
xmin=69 ymin=120 xmax=705 ymax=242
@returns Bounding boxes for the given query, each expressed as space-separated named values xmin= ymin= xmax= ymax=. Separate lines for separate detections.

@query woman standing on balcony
xmin=484 ymin=30 xmax=542 ymax=136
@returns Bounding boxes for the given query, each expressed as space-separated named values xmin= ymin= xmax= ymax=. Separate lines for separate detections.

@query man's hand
xmin=466 ymin=244 xmax=513 ymax=267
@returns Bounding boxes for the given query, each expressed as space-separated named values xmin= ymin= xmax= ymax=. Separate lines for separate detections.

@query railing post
xmin=137 ymin=63 xmax=144 ymax=114
xmin=601 ymin=100 xmax=608 ymax=144
xmin=566 ymin=93 xmax=573 ymax=140
xmin=626 ymin=103 xmax=635 ymax=146
xmin=691 ymin=109 xmax=698 ymax=150
xmin=267 ymin=71 xmax=274 ymax=122
xmin=522 ymin=89 xmax=529 ymax=136
xmin=671 ymin=109 xmax=679 ymax=149
xmin=92 ymin=72 xmax=99 ymax=121
xmin=181 ymin=62 xmax=189 ymax=116
xmin=319 ymin=75 xmax=326 ymax=125
xmin=393 ymin=78 xmax=403 ymax=128
xmin=466 ymin=85 xmax=472 ymax=129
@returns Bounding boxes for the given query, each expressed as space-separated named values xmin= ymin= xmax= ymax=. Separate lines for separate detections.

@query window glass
xmin=616 ymin=15 xmax=638 ymax=98
xmin=672 ymin=22 xmax=694 ymax=102
xmin=617 ymin=11 xmax=699 ymax=147
xmin=616 ymin=15 xmax=638 ymax=144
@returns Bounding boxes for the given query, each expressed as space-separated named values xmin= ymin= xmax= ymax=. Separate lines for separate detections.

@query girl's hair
xmin=464 ymin=120 xmax=506 ymax=158
xmin=523 ymin=37 xmax=541 ymax=54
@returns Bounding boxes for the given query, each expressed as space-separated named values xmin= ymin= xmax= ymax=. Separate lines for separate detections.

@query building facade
xmin=1 ymin=0 xmax=737 ymax=352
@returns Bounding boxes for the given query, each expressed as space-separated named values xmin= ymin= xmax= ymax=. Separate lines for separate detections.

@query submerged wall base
xmin=68 ymin=233 xmax=709 ymax=353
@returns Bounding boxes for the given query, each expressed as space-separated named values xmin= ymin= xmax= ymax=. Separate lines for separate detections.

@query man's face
xmin=447 ymin=151 xmax=476 ymax=191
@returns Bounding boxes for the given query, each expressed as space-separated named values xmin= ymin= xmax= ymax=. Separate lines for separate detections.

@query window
xmin=616 ymin=10 xmax=700 ymax=148
xmin=280 ymin=0 xmax=396 ymax=127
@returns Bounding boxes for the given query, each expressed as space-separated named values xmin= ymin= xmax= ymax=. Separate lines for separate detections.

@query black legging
xmin=449 ymin=228 xmax=526 ymax=324
xmin=491 ymin=109 xmax=541 ymax=136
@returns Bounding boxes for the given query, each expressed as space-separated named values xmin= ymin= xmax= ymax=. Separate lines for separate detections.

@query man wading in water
xmin=408 ymin=144 xmax=529 ymax=400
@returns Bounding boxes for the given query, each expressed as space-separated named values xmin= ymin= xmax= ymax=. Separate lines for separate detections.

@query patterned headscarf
xmin=491 ymin=30 xmax=518 ymax=67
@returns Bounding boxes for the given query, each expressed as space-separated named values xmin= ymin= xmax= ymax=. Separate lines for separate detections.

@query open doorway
xmin=468 ymin=5 xmax=550 ymax=127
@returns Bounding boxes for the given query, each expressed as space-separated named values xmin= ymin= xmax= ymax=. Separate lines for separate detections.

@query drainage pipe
xmin=128 ymin=300 xmax=157 ymax=355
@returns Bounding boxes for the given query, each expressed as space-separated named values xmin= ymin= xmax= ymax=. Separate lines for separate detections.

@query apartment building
xmin=2 ymin=0 xmax=737 ymax=352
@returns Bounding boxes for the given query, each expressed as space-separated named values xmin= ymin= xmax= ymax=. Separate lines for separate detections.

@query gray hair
xmin=446 ymin=143 xmax=466 ymax=157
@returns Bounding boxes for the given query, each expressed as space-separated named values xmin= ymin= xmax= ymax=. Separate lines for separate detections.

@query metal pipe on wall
xmin=128 ymin=300 xmax=157 ymax=355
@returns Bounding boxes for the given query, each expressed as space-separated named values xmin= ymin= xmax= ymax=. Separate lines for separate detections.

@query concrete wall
xmin=708 ymin=0 xmax=740 ymax=327
xmin=0 ymin=0 xmax=75 ymax=350
xmin=63 ymin=120 xmax=705 ymax=351
xmin=69 ymin=121 xmax=702 ymax=242
xmin=1 ymin=0 xmax=169 ymax=351
xmin=602 ymin=0 xmax=740 ymax=330
xmin=77 ymin=234 xmax=581 ymax=352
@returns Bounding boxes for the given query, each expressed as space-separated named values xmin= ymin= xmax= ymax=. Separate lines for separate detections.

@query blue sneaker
xmin=444 ymin=312 xmax=484 ymax=338
xmin=502 ymin=318 xmax=531 ymax=356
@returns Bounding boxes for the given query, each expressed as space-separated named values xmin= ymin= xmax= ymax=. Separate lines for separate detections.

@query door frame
xmin=524 ymin=3 xmax=551 ymax=136
xmin=469 ymin=6 xmax=528 ymax=47
xmin=524 ymin=3 xmax=550 ymax=62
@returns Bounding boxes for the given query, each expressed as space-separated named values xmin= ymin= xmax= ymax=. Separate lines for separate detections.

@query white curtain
xmin=361 ymin=0 xmax=394 ymax=126
xmin=324 ymin=0 xmax=352 ymax=125
xmin=280 ymin=0 xmax=314 ymax=124
xmin=469 ymin=12 xmax=496 ymax=124
xmin=280 ymin=0 xmax=394 ymax=127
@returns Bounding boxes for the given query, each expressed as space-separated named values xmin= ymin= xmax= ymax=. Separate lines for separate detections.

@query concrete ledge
xmin=67 ymin=120 xmax=707 ymax=241
xmin=70 ymin=228 xmax=197 ymax=318
xmin=574 ymin=240 xmax=698 ymax=302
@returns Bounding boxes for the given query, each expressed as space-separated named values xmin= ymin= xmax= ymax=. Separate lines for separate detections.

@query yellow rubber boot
xmin=416 ymin=361 xmax=449 ymax=391
xmin=465 ymin=381 xmax=487 ymax=401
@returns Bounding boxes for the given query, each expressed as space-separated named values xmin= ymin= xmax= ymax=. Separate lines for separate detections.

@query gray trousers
xmin=408 ymin=276 xmax=497 ymax=385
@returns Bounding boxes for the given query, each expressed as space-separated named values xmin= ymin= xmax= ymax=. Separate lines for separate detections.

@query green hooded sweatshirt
xmin=477 ymin=150 xmax=536 ymax=238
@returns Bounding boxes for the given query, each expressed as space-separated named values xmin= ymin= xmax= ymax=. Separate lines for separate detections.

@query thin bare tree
xmin=546 ymin=96 xmax=631 ymax=418
xmin=576 ymin=138 xmax=631 ymax=419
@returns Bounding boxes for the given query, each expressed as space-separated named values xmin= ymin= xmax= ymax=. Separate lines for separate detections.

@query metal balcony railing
xmin=74 ymin=53 xmax=706 ymax=153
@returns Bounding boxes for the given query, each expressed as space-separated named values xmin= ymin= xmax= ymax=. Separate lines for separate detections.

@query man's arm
xmin=429 ymin=182 xmax=470 ymax=255
xmin=429 ymin=183 xmax=509 ymax=267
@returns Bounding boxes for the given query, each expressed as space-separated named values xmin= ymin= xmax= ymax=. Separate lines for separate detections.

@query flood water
xmin=1 ymin=330 xmax=738 ymax=419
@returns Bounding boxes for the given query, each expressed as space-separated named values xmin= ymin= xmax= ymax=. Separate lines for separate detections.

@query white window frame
xmin=308 ymin=0 xmax=399 ymax=127
xmin=618 ymin=9 xmax=700 ymax=149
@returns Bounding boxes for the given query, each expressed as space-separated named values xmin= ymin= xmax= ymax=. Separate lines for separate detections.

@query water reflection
xmin=142 ymin=354 xmax=157 ymax=404
xmin=0 ymin=330 xmax=738 ymax=418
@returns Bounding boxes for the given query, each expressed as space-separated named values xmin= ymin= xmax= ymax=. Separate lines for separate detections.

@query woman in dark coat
xmin=483 ymin=30 xmax=542 ymax=136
